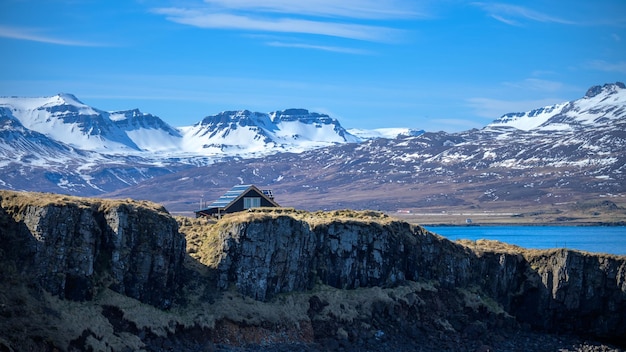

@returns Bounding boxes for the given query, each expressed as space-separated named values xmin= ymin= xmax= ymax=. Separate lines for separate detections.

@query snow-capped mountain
xmin=109 ymin=109 xmax=182 ymax=152
xmin=487 ymin=82 xmax=626 ymax=132
xmin=179 ymin=108 xmax=359 ymax=156
xmin=100 ymin=82 xmax=626 ymax=213
xmin=1 ymin=82 xmax=625 ymax=211
xmin=347 ymin=127 xmax=425 ymax=139
xmin=0 ymin=94 xmax=133 ymax=152
xmin=0 ymin=93 xmax=182 ymax=153
xmin=0 ymin=95 xmax=360 ymax=158
xmin=0 ymin=94 xmax=362 ymax=194
xmin=0 ymin=107 xmax=89 ymax=167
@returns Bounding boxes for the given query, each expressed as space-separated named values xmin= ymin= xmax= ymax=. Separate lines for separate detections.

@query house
xmin=195 ymin=184 xmax=280 ymax=218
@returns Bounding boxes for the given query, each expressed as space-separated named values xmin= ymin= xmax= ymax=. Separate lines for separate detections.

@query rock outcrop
xmin=1 ymin=193 xmax=625 ymax=351
xmin=215 ymin=212 xmax=473 ymax=300
xmin=0 ymin=190 xmax=185 ymax=308
xmin=211 ymin=210 xmax=626 ymax=342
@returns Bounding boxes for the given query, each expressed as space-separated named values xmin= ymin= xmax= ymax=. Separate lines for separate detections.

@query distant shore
xmin=391 ymin=209 xmax=626 ymax=227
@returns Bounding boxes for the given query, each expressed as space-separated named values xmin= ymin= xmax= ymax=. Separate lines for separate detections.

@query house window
xmin=243 ymin=197 xmax=261 ymax=209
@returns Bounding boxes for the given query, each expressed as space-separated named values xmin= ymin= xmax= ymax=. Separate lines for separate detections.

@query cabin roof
xmin=197 ymin=184 xmax=279 ymax=213
xmin=209 ymin=184 xmax=251 ymax=208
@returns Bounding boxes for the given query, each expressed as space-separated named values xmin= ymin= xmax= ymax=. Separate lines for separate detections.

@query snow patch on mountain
xmin=489 ymin=102 xmax=569 ymax=131
xmin=178 ymin=109 xmax=360 ymax=156
xmin=110 ymin=109 xmax=182 ymax=152
xmin=348 ymin=128 xmax=424 ymax=139
xmin=487 ymin=82 xmax=626 ymax=132
xmin=0 ymin=94 xmax=143 ymax=152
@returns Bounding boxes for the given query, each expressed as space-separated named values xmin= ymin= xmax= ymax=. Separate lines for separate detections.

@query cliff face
xmin=1 ymin=193 xmax=625 ymax=351
xmin=0 ymin=191 xmax=185 ymax=308
xmin=215 ymin=213 xmax=473 ymax=301
xmin=212 ymin=210 xmax=626 ymax=341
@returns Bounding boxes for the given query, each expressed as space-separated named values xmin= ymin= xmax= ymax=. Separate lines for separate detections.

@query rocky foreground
xmin=0 ymin=190 xmax=625 ymax=351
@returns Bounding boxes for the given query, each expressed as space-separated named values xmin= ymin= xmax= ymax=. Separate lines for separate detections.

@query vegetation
xmin=0 ymin=190 xmax=169 ymax=220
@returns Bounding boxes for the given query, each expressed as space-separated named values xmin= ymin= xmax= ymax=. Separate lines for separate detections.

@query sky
xmin=1 ymin=0 xmax=625 ymax=132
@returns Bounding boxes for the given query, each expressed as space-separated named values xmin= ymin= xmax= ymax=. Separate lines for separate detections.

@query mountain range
xmin=1 ymin=82 xmax=625 ymax=216
xmin=0 ymin=94 xmax=368 ymax=194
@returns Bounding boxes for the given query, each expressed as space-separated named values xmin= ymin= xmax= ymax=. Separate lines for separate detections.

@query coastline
xmin=421 ymin=221 xmax=626 ymax=227
xmin=391 ymin=208 xmax=626 ymax=227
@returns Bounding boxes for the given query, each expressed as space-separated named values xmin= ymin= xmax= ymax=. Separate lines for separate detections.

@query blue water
xmin=425 ymin=226 xmax=626 ymax=256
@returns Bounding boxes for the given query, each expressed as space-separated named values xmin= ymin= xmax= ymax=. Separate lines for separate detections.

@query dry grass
xmin=456 ymin=238 xmax=626 ymax=265
xmin=456 ymin=239 xmax=531 ymax=255
xmin=457 ymin=286 xmax=508 ymax=317
xmin=0 ymin=190 xmax=169 ymax=220
xmin=176 ymin=208 xmax=402 ymax=269
xmin=218 ymin=207 xmax=396 ymax=225
xmin=176 ymin=216 xmax=222 ymax=269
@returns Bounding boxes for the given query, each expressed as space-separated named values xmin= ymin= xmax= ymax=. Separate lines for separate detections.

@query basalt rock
xmin=213 ymin=210 xmax=626 ymax=343
xmin=215 ymin=214 xmax=475 ymax=301
xmin=1 ymin=193 xmax=625 ymax=350
xmin=216 ymin=215 xmax=317 ymax=300
xmin=0 ymin=191 xmax=185 ymax=308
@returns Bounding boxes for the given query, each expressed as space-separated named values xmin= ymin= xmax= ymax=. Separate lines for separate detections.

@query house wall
xmin=227 ymin=189 xmax=277 ymax=213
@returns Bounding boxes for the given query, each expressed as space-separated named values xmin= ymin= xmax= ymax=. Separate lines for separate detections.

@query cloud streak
xmin=153 ymin=7 xmax=404 ymax=42
xmin=199 ymin=0 xmax=423 ymax=19
xmin=0 ymin=25 xmax=103 ymax=47
xmin=585 ymin=60 xmax=626 ymax=73
xmin=473 ymin=3 xmax=576 ymax=26
xmin=503 ymin=78 xmax=567 ymax=93
xmin=151 ymin=0 xmax=421 ymax=44
xmin=266 ymin=41 xmax=371 ymax=55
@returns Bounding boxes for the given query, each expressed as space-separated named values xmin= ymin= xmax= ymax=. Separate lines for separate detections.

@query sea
xmin=425 ymin=226 xmax=626 ymax=256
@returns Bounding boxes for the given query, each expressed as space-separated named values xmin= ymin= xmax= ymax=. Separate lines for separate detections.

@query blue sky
xmin=1 ymin=0 xmax=625 ymax=131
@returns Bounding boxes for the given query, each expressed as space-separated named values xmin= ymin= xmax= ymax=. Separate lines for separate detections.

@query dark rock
xmin=0 ymin=191 xmax=186 ymax=308
xmin=1 ymin=193 xmax=625 ymax=351
xmin=210 ymin=211 xmax=626 ymax=343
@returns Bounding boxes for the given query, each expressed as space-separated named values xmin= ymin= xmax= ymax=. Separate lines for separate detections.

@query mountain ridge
xmin=0 ymin=94 xmax=361 ymax=156
xmin=1 ymin=82 xmax=625 ymax=217
xmin=488 ymin=82 xmax=626 ymax=131
xmin=100 ymin=83 xmax=626 ymax=216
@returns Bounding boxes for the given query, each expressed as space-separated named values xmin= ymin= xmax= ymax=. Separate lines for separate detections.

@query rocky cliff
xmin=1 ymin=192 xmax=625 ymax=351
xmin=0 ymin=191 xmax=185 ymax=308
xmin=209 ymin=209 xmax=626 ymax=342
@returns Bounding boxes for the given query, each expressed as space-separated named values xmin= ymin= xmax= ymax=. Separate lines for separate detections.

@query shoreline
xmin=421 ymin=221 xmax=626 ymax=227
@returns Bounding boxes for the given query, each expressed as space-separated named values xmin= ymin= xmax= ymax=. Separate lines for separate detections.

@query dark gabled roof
xmin=209 ymin=184 xmax=251 ymax=208
xmin=197 ymin=184 xmax=279 ymax=213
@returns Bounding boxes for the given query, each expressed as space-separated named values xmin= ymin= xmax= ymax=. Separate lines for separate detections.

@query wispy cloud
xmin=266 ymin=41 xmax=371 ymax=55
xmin=198 ymin=0 xmax=424 ymax=19
xmin=473 ymin=3 xmax=576 ymax=26
xmin=0 ymin=25 xmax=103 ymax=47
xmin=585 ymin=60 xmax=626 ymax=73
xmin=503 ymin=78 xmax=566 ymax=93
xmin=152 ymin=0 xmax=420 ymax=44
xmin=153 ymin=9 xmax=401 ymax=42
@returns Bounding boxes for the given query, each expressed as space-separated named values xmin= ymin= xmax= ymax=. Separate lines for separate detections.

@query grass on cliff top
xmin=456 ymin=238 xmax=625 ymax=260
xmin=0 ymin=190 xmax=169 ymax=216
xmin=455 ymin=238 xmax=580 ymax=258
xmin=176 ymin=207 xmax=417 ymax=269
xmin=219 ymin=207 xmax=398 ymax=225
